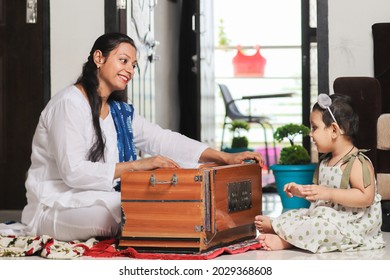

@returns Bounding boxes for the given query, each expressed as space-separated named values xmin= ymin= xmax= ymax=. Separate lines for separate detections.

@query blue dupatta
xmin=109 ymin=100 xmax=137 ymax=191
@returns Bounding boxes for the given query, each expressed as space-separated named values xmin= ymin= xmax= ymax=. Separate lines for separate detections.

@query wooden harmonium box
xmin=119 ymin=163 xmax=262 ymax=253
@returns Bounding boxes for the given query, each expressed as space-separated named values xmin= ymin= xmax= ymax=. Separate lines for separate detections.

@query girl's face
xmin=96 ymin=42 xmax=137 ymax=95
xmin=309 ymin=109 xmax=333 ymax=153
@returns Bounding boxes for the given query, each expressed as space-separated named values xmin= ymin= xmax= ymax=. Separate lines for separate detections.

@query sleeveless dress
xmin=271 ymin=151 xmax=386 ymax=253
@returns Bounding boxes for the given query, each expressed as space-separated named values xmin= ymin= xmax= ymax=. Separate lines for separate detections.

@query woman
xmin=21 ymin=32 xmax=263 ymax=241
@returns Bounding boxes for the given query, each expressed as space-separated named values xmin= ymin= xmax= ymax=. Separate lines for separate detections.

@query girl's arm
xmin=303 ymin=159 xmax=376 ymax=207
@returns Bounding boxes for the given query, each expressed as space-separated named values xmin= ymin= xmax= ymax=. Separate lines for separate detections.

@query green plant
xmin=229 ymin=121 xmax=250 ymax=148
xmin=218 ymin=19 xmax=231 ymax=47
xmin=273 ymin=123 xmax=311 ymax=165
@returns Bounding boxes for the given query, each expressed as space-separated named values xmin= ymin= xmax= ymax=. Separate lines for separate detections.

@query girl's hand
xmin=283 ymin=182 xmax=305 ymax=198
xmin=300 ymin=184 xmax=331 ymax=202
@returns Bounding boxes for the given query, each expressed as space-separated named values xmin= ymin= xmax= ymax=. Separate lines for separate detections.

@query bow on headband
xmin=317 ymin=93 xmax=344 ymax=134
xmin=318 ymin=93 xmax=338 ymax=124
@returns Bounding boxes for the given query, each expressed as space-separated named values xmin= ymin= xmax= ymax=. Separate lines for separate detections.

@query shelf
xmin=216 ymin=76 xmax=302 ymax=79
xmin=215 ymin=45 xmax=301 ymax=50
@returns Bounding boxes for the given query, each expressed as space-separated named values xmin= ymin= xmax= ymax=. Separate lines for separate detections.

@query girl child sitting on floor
xmin=255 ymin=93 xmax=385 ymax=253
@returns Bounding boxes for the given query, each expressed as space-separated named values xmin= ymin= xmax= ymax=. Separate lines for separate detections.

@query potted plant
xmin=223 ymin=121 xmax=253 ymax=153
xmin=270 ymin=123 xmax=317 ymax=210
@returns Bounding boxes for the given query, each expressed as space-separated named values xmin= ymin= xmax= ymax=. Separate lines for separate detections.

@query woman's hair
xmin=76 ymin=32 xmax=136 ymax=162
xmin=312 ymin=93 xmax=359 ymax=142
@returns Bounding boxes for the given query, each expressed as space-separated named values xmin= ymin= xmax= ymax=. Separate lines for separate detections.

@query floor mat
xmin=83 ymin=238 xmax=262 ymax=260
xmin=0 ymin=232 xmax=262 ymax=260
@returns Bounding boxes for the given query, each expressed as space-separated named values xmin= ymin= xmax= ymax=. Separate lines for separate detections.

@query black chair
xmin=218 ymin=83 xmax=292 ymax=167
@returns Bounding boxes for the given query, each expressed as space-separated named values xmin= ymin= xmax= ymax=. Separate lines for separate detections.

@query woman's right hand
xmin=115 ymin=156 xmax=180 ymax=179
xmin=131 ymin=156 xmax=180 ymax=170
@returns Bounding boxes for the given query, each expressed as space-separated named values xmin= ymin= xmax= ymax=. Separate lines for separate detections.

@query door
xmin=178 ymin=0 xmax=215 ymax=143
xmin=198 ymin=0 xmax=215 ymax=145
xmin=106 ymin=0 xmax=156 ymax=123
xmin=127 ymin=0 xmax=156 ymax=123
xmin=0 ymin=0 xmax=49 ymax=210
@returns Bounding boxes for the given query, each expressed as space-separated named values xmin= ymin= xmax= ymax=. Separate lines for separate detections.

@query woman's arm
xmin=199 ymin=148 xmax=264 ymax=166
xmin=132 ymin=114 xmax=264 ymax=168
xmin=114 ymin=155 xmax=180 ymax=179
xmin=47 ymin=95 xmax=115 ymax=191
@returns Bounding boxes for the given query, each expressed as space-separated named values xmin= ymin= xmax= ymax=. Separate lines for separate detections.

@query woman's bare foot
xmin=257 ymin=234 xmax=293 ymax=251
xmin=254 ymin=215 xmax=275 ymax=233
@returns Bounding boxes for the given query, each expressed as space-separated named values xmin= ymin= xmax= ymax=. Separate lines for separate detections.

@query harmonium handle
xmin=149 ymin=174 xmax=178 ymax=187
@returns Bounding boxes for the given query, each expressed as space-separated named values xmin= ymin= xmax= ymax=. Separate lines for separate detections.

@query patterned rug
xmin=0 ymin=234 xmax=262 ymax=260
xmin=83 ymin=238 xmax=263 ymax=260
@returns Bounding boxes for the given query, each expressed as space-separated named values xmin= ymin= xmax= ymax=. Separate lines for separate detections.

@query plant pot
xmin=270 ymin=163 xmax=317 ymax=210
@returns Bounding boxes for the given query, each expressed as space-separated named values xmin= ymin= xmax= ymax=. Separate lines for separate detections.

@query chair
xmin=218 ymin=83 xmax=292 ymax=168
xmin=333 ymin=77 xmax=390 ymax=195
xmin=333 ymin=77 xmax=382 ymax=170
xmin=333 ymin=76 xmax=390 ymax=231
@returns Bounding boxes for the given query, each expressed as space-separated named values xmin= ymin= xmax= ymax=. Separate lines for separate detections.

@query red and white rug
xmin=0 ymin=234 xmax=262 ymax=260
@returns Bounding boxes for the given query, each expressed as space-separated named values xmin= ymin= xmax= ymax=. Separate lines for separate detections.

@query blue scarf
xmin=109 ymin=100 xmax=137 ymax=191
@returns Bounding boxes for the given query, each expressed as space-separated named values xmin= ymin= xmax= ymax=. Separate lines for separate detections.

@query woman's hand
xmin=199 ymin=148 xmax=264 ymax=167
xmin=223 ymin=150 xmax=265 ymax=166
xmin=131 ymin=156 xmax=180 ymax=170
xmin=115 ymin=156 xmax=180 ymax=179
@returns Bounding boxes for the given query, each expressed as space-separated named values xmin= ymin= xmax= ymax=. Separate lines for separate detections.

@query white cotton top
xmin=21 ymin=85 xmax=208 ymax=233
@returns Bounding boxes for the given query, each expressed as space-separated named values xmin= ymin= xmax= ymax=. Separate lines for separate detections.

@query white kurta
xmin=21 ymin=85 xmax=208 ymax=235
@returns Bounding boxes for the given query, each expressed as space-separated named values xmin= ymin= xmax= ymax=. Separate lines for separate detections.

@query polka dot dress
xmin=271 ymin=160 xmax=386 ymax=253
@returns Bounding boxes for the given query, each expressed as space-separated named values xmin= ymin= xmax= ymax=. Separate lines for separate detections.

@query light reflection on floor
xmin=262 ymin=193 xmax=283 ymax=218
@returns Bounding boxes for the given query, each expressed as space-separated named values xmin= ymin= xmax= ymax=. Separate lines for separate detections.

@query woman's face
xmin=309 ymin=109 xmax=333 ymax=154
xmin=97 ymin=42 xmax=137 ymax=95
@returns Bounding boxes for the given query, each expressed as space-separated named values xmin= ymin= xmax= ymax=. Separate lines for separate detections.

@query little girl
xmin=255 ymin=93 xmax=385 ymax=253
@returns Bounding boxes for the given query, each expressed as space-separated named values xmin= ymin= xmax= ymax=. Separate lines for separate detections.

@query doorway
xmin=0 ymin=0 xmax=50 ymax=210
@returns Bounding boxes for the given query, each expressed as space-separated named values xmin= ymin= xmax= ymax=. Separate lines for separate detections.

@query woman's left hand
xmin=223 ymin=151 xmax=264 ymax=166
xmin=199 ymin=148 xmax=264 ymax=167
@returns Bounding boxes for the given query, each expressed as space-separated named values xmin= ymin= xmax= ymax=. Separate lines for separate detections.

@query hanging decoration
xmin=232 ymin=45 xmax=266 ymax=77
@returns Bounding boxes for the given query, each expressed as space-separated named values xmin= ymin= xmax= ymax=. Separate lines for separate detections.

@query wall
xmin=153 ymin=1 xmax=182 ymax=131
xmin=328 ymin=0 xmax=390 ymax=93
xmin=49 ymin=1 xmax=390 ymax=130
xmin=50 ymin=0 xmax=104 ymax=95
xmin=50 ymin=0 xmax=179 ymax=131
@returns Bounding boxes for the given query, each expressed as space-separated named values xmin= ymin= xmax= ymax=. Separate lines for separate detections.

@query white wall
xmin=154 ymin=2 xmax=182 ymax=131
xmin=50 ymin=0 xmax=179 ymax=130
xmin=50 ymin=0 xmax=104 ymax=95
xmin=328 ymin=0 xmax=390 ymax=93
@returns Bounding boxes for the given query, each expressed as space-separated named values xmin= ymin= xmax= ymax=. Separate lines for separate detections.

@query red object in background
xmin=232 ymin=45 xmax=266 ymax=77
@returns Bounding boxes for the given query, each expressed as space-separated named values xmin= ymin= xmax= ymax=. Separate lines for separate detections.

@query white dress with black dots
xmin=271 ymin=159 xmax=386 ymax=253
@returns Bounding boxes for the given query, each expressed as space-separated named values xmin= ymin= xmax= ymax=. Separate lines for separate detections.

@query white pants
xmin=37 ymin=204 xmax=120 ymax=241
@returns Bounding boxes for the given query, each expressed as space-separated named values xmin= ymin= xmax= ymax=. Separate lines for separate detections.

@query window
xmin=214 ymin=0 xmax=305 ymax=150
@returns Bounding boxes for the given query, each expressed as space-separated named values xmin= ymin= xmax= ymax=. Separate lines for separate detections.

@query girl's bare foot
xmin=254 ymin=215 xmax=275 ymax=233
xmin=257 ymin=234 xmax=292 ymax=251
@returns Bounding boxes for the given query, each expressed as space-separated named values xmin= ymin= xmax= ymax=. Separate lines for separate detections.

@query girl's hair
xmin=312 ymin=94 xmax=359 ymax=142
xmin=76 ymin=32 xmax=136 ymax=162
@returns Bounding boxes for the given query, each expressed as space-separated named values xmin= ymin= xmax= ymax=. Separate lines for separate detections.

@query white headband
xmin=318 ymin=93 xmax=338 ymax=124
xmin=317 ymin=93 xmax=344 ymax=134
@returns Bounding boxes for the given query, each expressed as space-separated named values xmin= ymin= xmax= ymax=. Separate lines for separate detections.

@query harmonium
xmin=119 ymin=163 xmax=262 ymax=253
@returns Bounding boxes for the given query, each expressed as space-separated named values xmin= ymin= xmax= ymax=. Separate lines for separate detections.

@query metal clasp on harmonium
xmin=149 ymin=174 xmax=178 ymax=187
